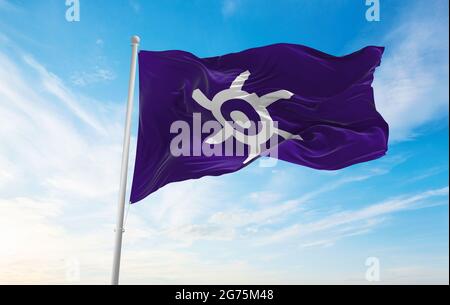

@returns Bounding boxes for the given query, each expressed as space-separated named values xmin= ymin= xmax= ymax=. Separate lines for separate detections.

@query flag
xmin=130 ymin=43 xmax=389 ymax=204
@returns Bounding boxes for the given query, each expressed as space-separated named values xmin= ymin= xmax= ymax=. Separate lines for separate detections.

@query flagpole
xmin=111 ymin=35 xmax=140 ymax=285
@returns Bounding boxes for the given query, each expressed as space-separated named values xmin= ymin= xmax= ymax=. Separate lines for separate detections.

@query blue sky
xmin=0 ymin=0 xmax=448 ymax=284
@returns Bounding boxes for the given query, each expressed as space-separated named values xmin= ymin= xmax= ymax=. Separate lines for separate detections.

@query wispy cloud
xmin=144 ymin=162 xmax=400 ymax=245
xmin=375 ymin=0 xmax=449 ymax=141
xmin=69 ymin=39 xmax=116 ymax=87
xmin=402 ymin=166 xmax=448 ymax=185
xmin=22 ymin=55 xmax=107 ymax=134
xmin=258 ymin=187 xmax=449 ymax=246
xmin=71 ymin=67 xmax=116 ymax=87
xmin=248 ymin=191 xmax=283 ymax=205
xmin=0 ymin=41 xmax=126 ymax=283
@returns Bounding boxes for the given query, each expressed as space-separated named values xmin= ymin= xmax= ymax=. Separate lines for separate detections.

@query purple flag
xmin=130 ymin=44 xmax=389 ymax=204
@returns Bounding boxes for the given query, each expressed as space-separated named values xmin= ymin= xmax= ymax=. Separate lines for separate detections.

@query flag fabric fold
xmin=130 ymin=43 xmax=389 ymax=204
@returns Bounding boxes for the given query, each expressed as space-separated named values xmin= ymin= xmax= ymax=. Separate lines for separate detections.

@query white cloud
xmin=67 ymin=38 xmax=116 ymax=87
xmin=128 ymin=152 xmax=407 ymax=246
xmin=143 ymin=163 xmax=400 ymax=245
xmin=0 ymin=40 xmax=127 ymax=284
xmin=71 ymin=67 xmax=116 ymax=87
xmin=0 ymin=197 xmax=65 ymax=283
xmin=249 ymin=191 xmax=283 ymax=205
xmin=22 ymin=55 xmax=108 ymax=133
xmin=375 ymin=2 xmax=449 ymax=141
xmin=0 ymin=154 xmax=16 ymax=185
xmin=258 ymin=187 xmax=449 ymax=246
xmin=403 ymin=166 xmax=448 ymax=185
xmin=210 ymin=199 xmax=300 ymax=228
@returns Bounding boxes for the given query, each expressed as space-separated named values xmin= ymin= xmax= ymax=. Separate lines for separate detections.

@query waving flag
xmin=130 ymin=43 xmax=389 ymax=203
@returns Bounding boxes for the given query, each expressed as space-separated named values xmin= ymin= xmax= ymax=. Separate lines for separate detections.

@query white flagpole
xmin=111 ymin=35 xmax=140 ymax=285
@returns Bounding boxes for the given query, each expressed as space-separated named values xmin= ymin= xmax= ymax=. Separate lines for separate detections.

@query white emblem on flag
xmin=193 ymin=70 xmax=302 ymax=164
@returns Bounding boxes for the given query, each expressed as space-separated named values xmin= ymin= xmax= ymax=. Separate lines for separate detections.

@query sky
xmin=0 ymin=0 xmax=448 ymax=284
